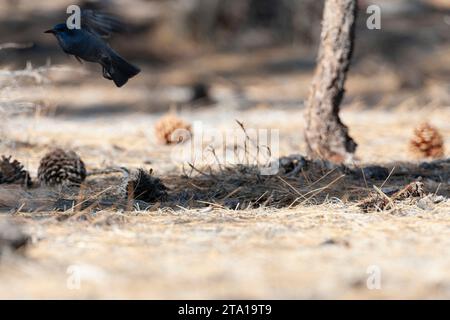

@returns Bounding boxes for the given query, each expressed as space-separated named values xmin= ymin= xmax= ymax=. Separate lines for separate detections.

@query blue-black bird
xmin=45 ymin=10 xmax=140 ymax=87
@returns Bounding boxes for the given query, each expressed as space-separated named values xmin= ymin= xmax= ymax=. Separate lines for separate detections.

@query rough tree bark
xmin=304 ymin=0 xmax=358 ymax=163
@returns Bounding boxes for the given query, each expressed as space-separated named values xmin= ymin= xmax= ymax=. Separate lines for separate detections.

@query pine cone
xmin=410 ymin=122 xmax=445 ymax=159
xmin=126 ymin=169 xmax=168 ymax=203
xmin=154 ymin=114 xmax=192 ymax=144
xmin=38 ymin=149 xmax=87 ymax=186
xmin=0 ymin=156 xmax=32 ymax=187
xmin=358 ymin=181 xmax=425 ymax=212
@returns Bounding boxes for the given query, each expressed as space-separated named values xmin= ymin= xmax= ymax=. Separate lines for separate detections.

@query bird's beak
xmin=44 ymin=29 xmax=55 ymax=34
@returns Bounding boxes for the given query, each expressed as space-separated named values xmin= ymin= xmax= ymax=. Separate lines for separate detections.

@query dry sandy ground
xmin=0 ymin=204 xmax=448 ymax=299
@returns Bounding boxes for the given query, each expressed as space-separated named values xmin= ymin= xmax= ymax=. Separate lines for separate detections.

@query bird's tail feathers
xmin=105 ymin=52 xmax=140 ymax=87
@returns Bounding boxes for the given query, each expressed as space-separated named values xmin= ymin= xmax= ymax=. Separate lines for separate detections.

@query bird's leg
xmin=102 ymin=66 xmax=113 ymax=80
xmin=74 ymin=55 xmax=83 ymax=64
xmin=100 ymin=56 xmax=113 ymax=80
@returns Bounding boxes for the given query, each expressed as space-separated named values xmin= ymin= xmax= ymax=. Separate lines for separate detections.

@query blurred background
xmin=2 ymin=0 xmax=449 ymax=99
xmin=0 ymin=0 xmax=449 ymax=167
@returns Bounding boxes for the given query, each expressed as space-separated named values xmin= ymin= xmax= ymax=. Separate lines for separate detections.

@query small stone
xmin=0 ymin=220 xmax=30 ymax=254
xmin=279 ymin=155 xmax=308 ymax=175
xmin=361 ymin=166 xmax=389 ymax=180
xmin=432 ymin=195 xmax=446 ymax=204
xmin=320 ymin=238 xmax=350 ymax=247
xmin=417 ymin=197 xmax=434 ymax=211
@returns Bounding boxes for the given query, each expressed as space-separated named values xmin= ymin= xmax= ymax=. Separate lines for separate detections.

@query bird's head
xmin=44 ymin=23 xmax=70 ymax=35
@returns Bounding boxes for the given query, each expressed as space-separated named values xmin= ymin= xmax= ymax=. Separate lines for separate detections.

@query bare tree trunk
xmin=304 ymin=0 xmax=357 ymax=163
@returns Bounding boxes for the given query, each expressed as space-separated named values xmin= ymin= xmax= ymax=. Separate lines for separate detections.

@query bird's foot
xmin=102 ymin=67 xmax=113 ymax=80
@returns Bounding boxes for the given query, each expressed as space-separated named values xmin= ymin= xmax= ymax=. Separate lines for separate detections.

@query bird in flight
xmin=45 ymin=10 xmax=140 ymax=87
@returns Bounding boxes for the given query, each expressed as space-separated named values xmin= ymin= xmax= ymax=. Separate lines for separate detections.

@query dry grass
xmin=1 ymin=202 xmax=449 ymax=299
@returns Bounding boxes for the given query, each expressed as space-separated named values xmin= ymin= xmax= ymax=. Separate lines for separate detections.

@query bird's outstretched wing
xmin=81 ymin=9 xmax=127 ymax=38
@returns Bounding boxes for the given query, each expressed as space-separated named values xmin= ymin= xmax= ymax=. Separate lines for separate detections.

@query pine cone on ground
xmin=126 ymin=169 xmax=168 ymax=203
xmin=154 ymin=114 xmax=192 ymax=144
xmin=409 ymin=122 xmax=445 ymax=159
xmin=38 ymin=149 xmax=86 ymax=186
xmin=358 ymin=181 xmax=425 ymax=212
xmin=0 ymin=156 xmax=32 ymax=187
